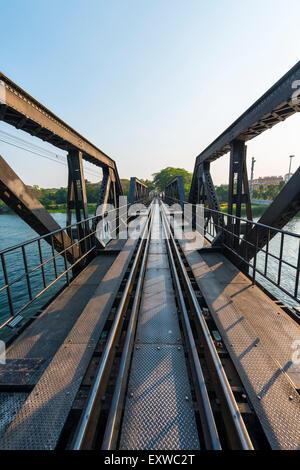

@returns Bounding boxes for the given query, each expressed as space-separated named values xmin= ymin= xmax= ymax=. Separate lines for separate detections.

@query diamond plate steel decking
xmin=120 ymin=204 xmax=200 ymax=450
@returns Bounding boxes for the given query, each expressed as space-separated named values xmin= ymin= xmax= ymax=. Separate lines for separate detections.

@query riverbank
xmin=0 ymin=202 xmax=299 ymax=219
xmin=0 ymin=203 xmax=98 ymax=214
xmin=220 ymin=203 xmax=300 ymax=218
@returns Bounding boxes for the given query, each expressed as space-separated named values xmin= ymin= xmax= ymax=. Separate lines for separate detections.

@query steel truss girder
xmin=165 ymin=175 xmax=185 ymax=208
xmin=0 ymin=71 xmax=123 ymax=197
xmin=188 ymin=162 xmax=222 ymax=240
xmin=227 ymin=140 xmax=252 ymax=245
xmin=195 ymin=61 xmax=300 ymax=166
xmin=128 ymin=177 xmax=149 ymax=204
xmin=189 ymin=61 xmax=300 ymax=200
xmin=0 ymin=155 xmax=79 ymax=263
xmin=66 ymin=149 xmax=90 ymax=251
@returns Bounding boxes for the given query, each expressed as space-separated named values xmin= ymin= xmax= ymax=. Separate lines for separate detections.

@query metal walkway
xmin=120 ymin=203 xmax=200 ymax=450
xmin=179 ymin=226 xmax=300 ymax=450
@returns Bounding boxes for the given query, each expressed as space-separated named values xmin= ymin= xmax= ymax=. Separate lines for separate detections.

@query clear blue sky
xmin=0 ymin=0 xmax=299 ymax=188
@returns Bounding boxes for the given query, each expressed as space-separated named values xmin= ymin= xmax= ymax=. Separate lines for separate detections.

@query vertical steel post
xmin=67 ymin=149 xmax=90 ymax=250
xmin=228 ymin=140 xmax=252 ymax=248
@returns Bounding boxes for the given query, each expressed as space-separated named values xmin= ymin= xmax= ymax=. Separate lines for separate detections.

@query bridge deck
xmin=179 ymin=229 xmax=300 ymax=450
xmin=0 ymin=237 xmax=136 ymax=449
xmin=120 ymin=203 xmax=200 ymax=450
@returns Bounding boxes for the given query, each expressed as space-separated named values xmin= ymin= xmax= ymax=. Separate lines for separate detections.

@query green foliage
xmin=215 ymin=181 xmax=286 ymax=204
xmin=252 ymin=180 xmax=285 ymax=200
xmin=152 ymin=167 xmax=192 ymax=199
xmin=120 ymin=179 xmax=130 ymax=196
xmin=26 ymin=180 xmax=101 ymax=210
xmin=140 ymin=179 xmax=155 ymax=192
xmin=215 ymin=184 xmax=229 ymax=203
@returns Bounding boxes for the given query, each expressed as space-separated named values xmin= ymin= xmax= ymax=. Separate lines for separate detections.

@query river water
xmin=0 ymin=213 xmax=299 ymax=326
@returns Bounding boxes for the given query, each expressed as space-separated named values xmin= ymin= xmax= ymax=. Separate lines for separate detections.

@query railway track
xmin=59 ymin=199 xmax=267 ymax=450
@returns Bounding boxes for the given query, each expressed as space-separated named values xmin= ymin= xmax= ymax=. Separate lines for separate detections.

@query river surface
xmin=0 ymin=213 xmax=299 ymax=326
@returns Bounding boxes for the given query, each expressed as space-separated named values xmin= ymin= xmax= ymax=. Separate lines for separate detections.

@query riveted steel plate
xmin=0 ymin=343 xmax=92 ymax=450
xmin=0 ymin=393 xmax=28 ymax=441
xmin=180 ymin=237 xmax=300 ymax=449
xmin=120 ymin=345 xmax=200 ymax=450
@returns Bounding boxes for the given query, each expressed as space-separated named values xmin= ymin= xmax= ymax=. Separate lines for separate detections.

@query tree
xmin=215 ymin=184 xmax=228 ymax=203
xmin=121 ymin=179 xmax=130 ymax=197
xmin=152 ymin=167 xmax=192 ymax=198
xmin=140 ymin=179 xmax=155 ymax=192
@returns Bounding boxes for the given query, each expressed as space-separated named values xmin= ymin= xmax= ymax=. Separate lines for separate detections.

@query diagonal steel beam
xmin=0 ymin=155 xmax=80 ymax=263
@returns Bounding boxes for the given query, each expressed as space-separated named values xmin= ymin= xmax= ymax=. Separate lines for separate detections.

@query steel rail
xmin=71 ymin=202 xmax=154 ymax=450
xmin=160 ymin=202 xmax=254 ymax=450
xmin=160 ymin=204 xmax=221 ymax=450
xmin=101 ymin=202 xmax=155 ymax=449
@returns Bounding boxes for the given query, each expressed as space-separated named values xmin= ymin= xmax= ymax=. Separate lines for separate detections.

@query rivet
xmin=257 ymin=395 xmax=261 ymax=400
xmin=289 ymin=395 xmax=293 ymax=401
xmin=178 ymin=347 xmax=181 ymax=351
xmin=185 ymin=396 xmax=189 ymax=401
xmin=157 ymin=346 xmax=160 ymax=350
xmin=130 ymin=392 xmax=134 ymax=398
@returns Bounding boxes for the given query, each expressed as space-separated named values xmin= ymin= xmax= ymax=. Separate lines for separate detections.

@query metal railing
xmin=0 ymin=206 xmax=127 ymax=332
xmin=202 ymin=207 xmax=300 ymax=306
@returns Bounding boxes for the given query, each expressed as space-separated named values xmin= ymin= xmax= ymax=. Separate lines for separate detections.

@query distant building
xmin=250 ymin=176 xmax=283 ymax=190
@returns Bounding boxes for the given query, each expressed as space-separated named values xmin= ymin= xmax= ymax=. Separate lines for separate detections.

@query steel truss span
xmin=188 ymin=61 xmax=300 ymax=283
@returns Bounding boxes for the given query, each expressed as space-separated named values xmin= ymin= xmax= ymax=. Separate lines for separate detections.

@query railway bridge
xmin=0 ymin=62 xmax=299 ymax=450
